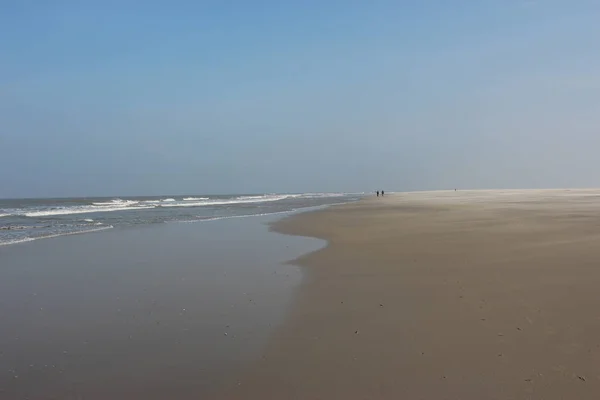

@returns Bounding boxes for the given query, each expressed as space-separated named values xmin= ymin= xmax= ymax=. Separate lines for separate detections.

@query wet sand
xmin=0 ymin=215 xmax=323 ymax=400
xmin=219 ymin=190 xmax=600 ymax=399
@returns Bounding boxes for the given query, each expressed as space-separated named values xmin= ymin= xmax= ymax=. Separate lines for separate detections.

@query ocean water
xmin=0 ymin=193 xmax=363 ymax=246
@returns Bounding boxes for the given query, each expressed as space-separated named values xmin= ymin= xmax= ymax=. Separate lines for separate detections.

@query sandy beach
xmin=218 ymin=190 xmax=600 ymax=399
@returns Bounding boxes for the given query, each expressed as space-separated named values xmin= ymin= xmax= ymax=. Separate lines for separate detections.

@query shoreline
xmin=217 ymin=190 xmax=600 ymax=399
xmin=0 ymin=202 xmax=356 ymax=249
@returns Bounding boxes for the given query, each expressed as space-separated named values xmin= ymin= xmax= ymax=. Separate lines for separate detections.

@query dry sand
xmin=217 ymin=189 xmax=600 ymax=399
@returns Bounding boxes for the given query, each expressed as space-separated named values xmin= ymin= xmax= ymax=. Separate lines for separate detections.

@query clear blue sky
xmin=2 ymin=1 xmax=600 ymax=197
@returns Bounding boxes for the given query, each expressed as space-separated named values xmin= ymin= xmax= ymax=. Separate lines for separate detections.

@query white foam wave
xmin=83 ymin=218 xmax=94 ymax=222
xmin=0 ymin=237 xmax=36 ymax=246
xmin=160 ymin=194 xmax=291 ymax=208
xmin=24 ymin=205 xmax=155 ymax=217
xmin=14 ymin=193 xmax=358 ymax=220
xmin=0 ymin=225 xmax=113 ymax=247
xmin=171 ymin=201 xmax=354 ymax=224
xmin=237 ymin=195 xmax=267 ymax=200
xmin=92 ymin=199 xmax=139 ymax=206
xmin=0 ymin=213 xmax=10 ymax=218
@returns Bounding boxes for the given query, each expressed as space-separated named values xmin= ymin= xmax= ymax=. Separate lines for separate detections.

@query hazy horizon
xmin=2 ymin=2 xmax=600 ymax=198
xmin=6 ymin=187 xmax=600 ymax=201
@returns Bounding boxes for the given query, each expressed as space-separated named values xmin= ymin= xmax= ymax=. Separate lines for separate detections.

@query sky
xmin=1 ymin=1 xmax=600 ymax=198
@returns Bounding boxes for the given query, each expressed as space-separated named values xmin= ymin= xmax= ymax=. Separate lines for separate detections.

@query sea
xmin=0 ymin=193 xmax=364 ymax=246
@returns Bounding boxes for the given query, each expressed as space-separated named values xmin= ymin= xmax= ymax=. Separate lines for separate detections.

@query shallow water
xmin=0 ymin=213 xmax=324 ymax=399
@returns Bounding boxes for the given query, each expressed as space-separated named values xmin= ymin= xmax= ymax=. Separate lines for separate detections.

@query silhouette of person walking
xmin=381 ymin=190 xmax=385 ymax=197
xmin=376 ymin=191 xmax=379 ymax=197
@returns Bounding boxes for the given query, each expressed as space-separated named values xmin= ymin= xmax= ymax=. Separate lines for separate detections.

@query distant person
xmin=381 ymin=190 xmax=385 ymax=197
xmin=376 ymin=191 xmax=379 ymax=197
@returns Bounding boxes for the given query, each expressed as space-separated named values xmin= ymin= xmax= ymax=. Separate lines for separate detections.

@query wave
xmin=237 ymin=195 xmax=268 ymax=200
xmin=0 ymin=225 xmax=113 ymax=246
xmin=0 ymin=237 xmax=36 ymax=246
xmin=92 ymin=199 xmax=139 ymax=206
xmin=0 ymin=213 xmax=10 ymax=218
xmin=160 ymin=194 xmax=291 ymax=208
xmin=24 ymin=205 xmax=155 ymax=217
xmin=171 ymin=202 xmax=353 ymax=224
xmin=14 ymin=193 xmax=359 ymax=219
xmin=22 ymin=194 xmax=291 ymax=216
